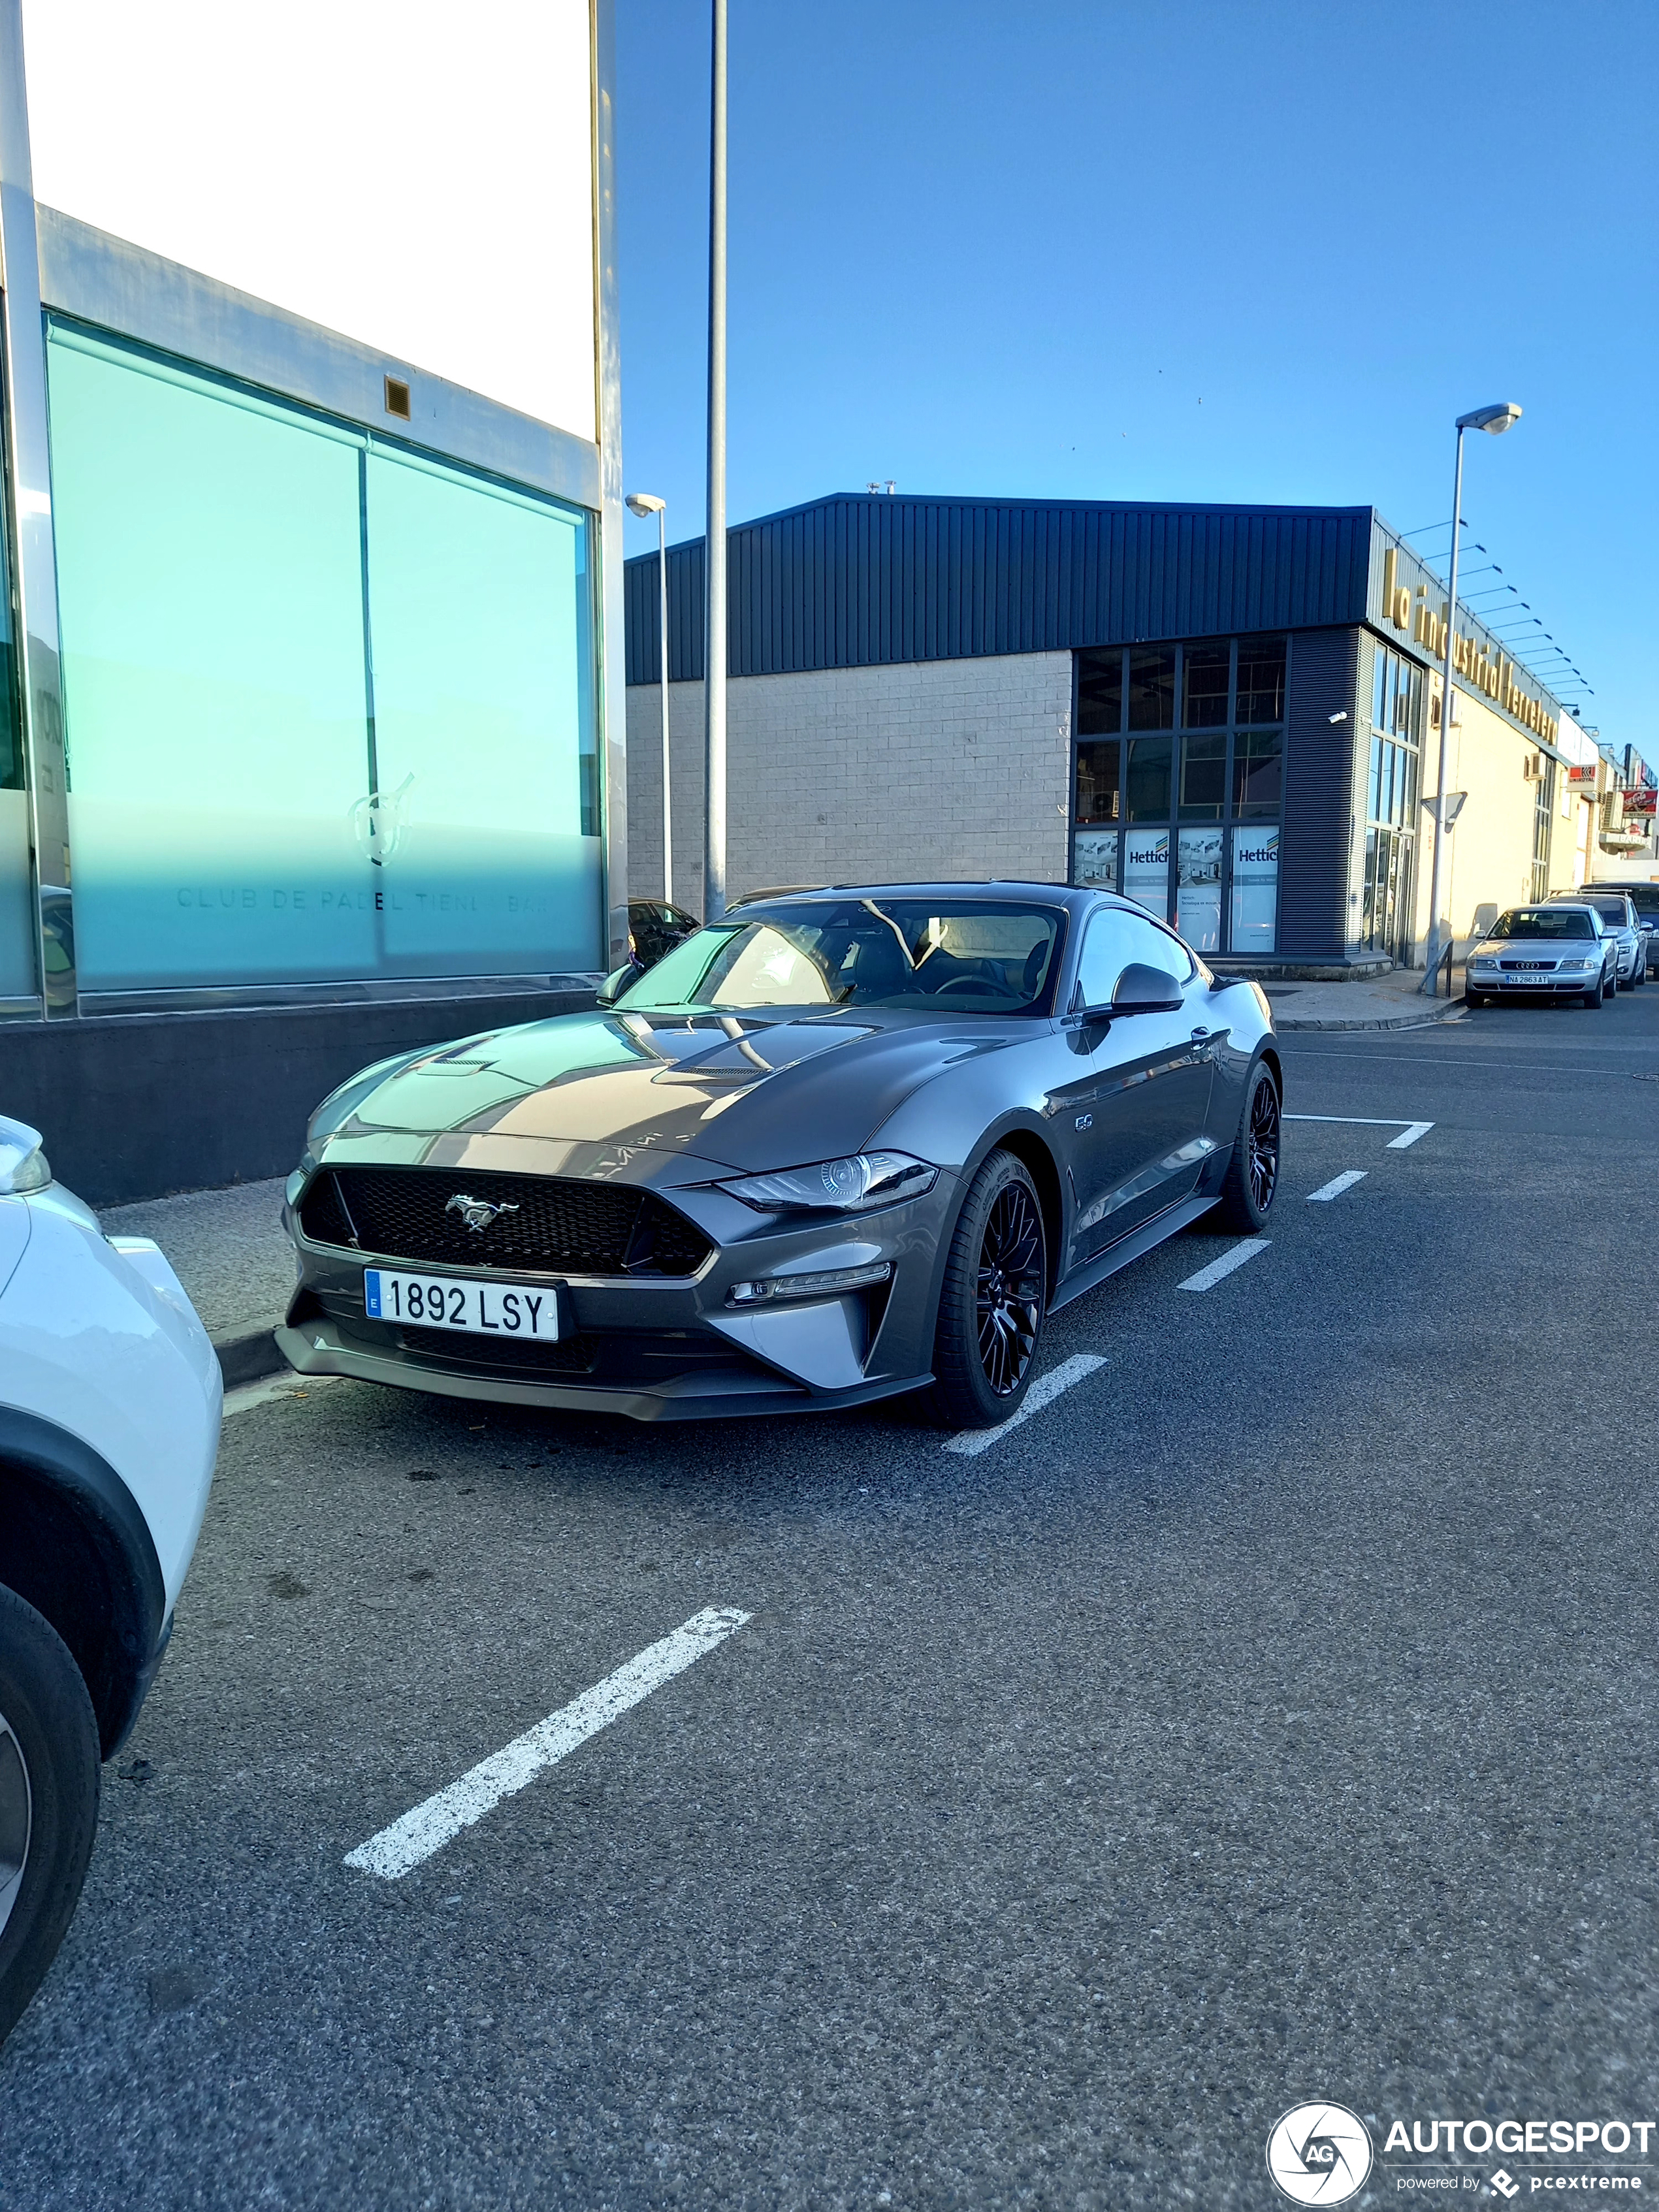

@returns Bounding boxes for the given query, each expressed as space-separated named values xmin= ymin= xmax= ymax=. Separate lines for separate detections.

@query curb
xmin=214 ymin=1326 xmax=288 ymax=1389
xmin=1276 ymin=1001 xmax=1468 ymax=1034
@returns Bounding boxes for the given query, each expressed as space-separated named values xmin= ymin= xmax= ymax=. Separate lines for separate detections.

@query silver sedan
xmin=1544 ymin=890 xmax=1647 ymax=989
xmin=1464 ymin=905 xmax=1618 ymax=1010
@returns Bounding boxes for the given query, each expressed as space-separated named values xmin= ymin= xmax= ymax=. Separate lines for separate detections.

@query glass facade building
xmin=1072 ymin=635 xmax=1286 ymax=954
xmin=46 ymin=324 xmax=602 ymax=999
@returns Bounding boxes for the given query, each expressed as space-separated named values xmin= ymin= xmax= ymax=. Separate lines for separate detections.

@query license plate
xmin=363 ymin=1268 xmax=563 ymax=1339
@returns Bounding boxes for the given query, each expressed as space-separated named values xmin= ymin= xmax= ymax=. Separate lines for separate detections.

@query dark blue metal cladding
xmin=624 ymin=494 xmax=1375 ymax=684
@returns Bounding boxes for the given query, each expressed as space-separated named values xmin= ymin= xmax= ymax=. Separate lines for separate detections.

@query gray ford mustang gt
xmin=277 ymin=884 xmax=1281 ymax=1430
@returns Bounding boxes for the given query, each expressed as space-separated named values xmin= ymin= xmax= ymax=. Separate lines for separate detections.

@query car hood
xmin=313 ymin=1006 xmax=1029 ymax=1185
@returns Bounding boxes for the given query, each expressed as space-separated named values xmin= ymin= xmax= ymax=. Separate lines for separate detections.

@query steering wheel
xmin=935 ymin=974 xmax=1022 ymax=1001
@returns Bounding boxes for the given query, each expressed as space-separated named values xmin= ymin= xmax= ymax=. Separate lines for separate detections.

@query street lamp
xmin=704 ymin=0 xmax=729 ymax=920
xmin=1421 ymin=402 xmax=1522 ymax=990
xmin=626 ymin=492 xmax=673 ymax=906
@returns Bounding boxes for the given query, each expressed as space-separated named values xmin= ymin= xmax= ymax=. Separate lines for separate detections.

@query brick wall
xmin=624 ymin=653 xmax=1074 ymax=911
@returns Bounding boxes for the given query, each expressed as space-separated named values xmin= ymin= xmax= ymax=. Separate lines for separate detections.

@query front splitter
xmin=274 ymin=1324 xmax=933 ymax=1424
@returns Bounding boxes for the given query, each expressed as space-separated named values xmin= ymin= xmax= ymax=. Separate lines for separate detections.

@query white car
xmin=0 ymin=1114 xmax=220 ymax=2045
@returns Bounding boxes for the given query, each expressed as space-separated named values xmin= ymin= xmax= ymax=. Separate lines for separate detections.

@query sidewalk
xmin=99 ymin=1176 xmax=293 ymax=1387
xmin=1264 ymin=963 xmax=1466 ymax=1032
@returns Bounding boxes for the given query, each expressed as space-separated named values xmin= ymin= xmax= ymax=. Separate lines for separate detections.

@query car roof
xmin=729 ymin=879 xmax=1106 ymax=914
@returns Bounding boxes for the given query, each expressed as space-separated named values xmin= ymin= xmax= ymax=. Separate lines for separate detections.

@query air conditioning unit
xmin=1522 ymin=751 xmax=1544 ymax=780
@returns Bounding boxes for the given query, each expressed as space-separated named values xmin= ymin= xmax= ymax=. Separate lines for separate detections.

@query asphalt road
xmin=3 ymin=986 xmax=1657 ymax=2210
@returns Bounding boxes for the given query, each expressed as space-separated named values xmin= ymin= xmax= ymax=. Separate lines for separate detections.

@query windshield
xmin=1489 ymin=909 xmax=1594 ymax=940
xmin=1624 ymin=886 xmax=1659 ymax=919
xmin=617 ymin=899 xmax=1065 ymax=1014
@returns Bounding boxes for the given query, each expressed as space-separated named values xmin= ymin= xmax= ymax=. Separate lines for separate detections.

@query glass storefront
xmin=1072 ymin=635 xmax=1284 ymax=951
xmin=1360 ymin=645 xmax=1421 ymax=961
xmin=45 ymin=321 xmax=602 ymax=995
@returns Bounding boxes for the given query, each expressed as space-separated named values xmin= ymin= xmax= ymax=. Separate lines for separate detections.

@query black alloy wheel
xmin=1211 ymin=1059 xmax=1281 ymax=1234
xmin=927 ymin=1149 xmax=1046 ymax=1430
xmin=0 ymin=1584 xmax=101 ymax=2048
xmin=976 ymin=1181 xmax=1044 ymax=1399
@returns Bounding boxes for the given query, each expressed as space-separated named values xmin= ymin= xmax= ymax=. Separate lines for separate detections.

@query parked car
xmin=0 ymin=1115 xmax=220 ymax=2045
xmin=1464 ymin=905 xmax=1619 ymax=1008
xmin=1543 ymin=888 xmax=1646 ymax=988
xmin=627 ymin=899 xmax=700 ymax=971
xmin=1575 ymin=880 xmax=1658 ymax=976
xmin=278 ymin=884 xmax=1280 ymax=1431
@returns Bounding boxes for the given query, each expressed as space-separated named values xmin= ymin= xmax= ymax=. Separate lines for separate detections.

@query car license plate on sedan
xmin=363 ymin=1269 xmax=563 ymax=1339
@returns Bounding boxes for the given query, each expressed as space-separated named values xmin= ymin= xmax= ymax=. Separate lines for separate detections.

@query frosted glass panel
xmin=364 ymin=450 xmax=601 ymax=975
xmin=1123 ymin=829 xmax=1171 ymax=919
xmin=1231 ymin=826 xmax=1280 ymax=953
xmin=49 ymin=332 xmax=376 ymax=988
xmin=1072 ymin=830 xmax=1118 ymax=891
xmin=1177 ymin=828 xmax=1223 ymax=953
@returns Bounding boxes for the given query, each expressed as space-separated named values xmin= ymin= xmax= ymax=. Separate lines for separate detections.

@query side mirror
xmin=1111 ymin=963 xmax=1184 ymax=1016
xmin=596 ymin=959 xmax=643 ymax=1008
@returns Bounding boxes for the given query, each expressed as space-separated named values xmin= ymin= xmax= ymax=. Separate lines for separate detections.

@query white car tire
xmin=0 ymin=1581 xmax=101 ymax=2047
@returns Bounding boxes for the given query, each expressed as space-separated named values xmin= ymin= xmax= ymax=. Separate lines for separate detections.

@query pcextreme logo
xmin=1266 ymin=2103 xmax=1375 ymax=2204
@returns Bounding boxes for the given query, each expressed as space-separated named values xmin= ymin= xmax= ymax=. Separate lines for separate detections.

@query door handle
xmin=1190 ymin=1027 xmax=1212 ymax=1042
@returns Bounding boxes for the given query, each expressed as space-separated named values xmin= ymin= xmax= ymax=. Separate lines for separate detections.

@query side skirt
xmin=1049 ymin=1193 xmax=1220 ymax=1314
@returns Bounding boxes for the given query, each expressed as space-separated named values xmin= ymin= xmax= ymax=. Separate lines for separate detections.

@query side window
xmin=1075 ymin=906 xmax=1192 ymax=1007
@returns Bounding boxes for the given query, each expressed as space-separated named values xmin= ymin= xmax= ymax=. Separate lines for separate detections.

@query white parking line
xmin=1307 ymin=1170 xmax=1367 ymax=1202
xmin=1386 ymin=1121 xmax=1434 ymax=1149
xmin=1176 ymin=1238 xmax=1271 ymax=1294
xmin=1283 ymin=1112 xmax=1435 ymax=1150
xmin=942 ymin=1351 xmax=1106 ymax=1458
xmin=344 ymin=1606 xmax=751 ymax=1880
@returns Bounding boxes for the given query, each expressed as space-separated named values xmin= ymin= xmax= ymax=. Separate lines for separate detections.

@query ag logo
xmin=1265 ymin=2103 xmax=1374 ymax=2204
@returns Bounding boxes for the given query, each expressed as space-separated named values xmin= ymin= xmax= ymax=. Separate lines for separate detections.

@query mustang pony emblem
xmin=445 ymin=1193 xmax=521 ymax=1234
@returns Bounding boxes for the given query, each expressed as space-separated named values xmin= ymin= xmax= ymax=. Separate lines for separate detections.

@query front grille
xmin=298 ymin=1166 xmax=712 ymax=1277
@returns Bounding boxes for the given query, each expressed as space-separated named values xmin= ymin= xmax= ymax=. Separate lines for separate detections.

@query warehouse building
xmin=624 ymin=493 xmax=1607 ymax=970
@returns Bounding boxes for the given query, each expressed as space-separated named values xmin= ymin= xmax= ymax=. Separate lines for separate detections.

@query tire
xmin=1603 ymin=968 xmax=1619 ymax=1006
xmin=1212 ymin=1059 xmax=1281 ymax=1234
xmin=0 ymin=1583 xmax=100 ymax=2049
xmin=1582 ymin=974 xmax=1603 ymax=1009
xmin=1466 ymin=991 xmax=1485 ymax=1010
xmin=926 ymin=1149 xmax=1046 ymax=1430
xmin=1636 ymin=959 xmax=1647 ymax=989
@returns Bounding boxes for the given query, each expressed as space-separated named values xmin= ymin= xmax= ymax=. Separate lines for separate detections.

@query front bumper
xmin=279 ymin=1172 xmax=953 ymax=1421
xmin=1470 ymin=966 xmax=1602 ymax=995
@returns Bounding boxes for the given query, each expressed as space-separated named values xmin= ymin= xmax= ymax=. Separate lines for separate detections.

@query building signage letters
xmin=1382 ymin=550 xmax=1558 ymax=747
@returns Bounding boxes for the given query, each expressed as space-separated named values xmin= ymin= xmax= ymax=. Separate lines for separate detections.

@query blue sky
xmin=616 ymin=0 xmax=1656 ymax=748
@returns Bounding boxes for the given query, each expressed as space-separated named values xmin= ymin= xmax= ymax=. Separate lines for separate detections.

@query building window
xmin=1360 ymin=642 xmax=1423 ymax=960
xmin=1180 ymin=731 xmax=1227 ymax=820
xmin=1127 ymin=649 xmax=1176 ymax=730
xmin=46 ymin=319 xmax=602 ymax=995
xmin=1074 ymin=740 xmax=1120 ymax=824
xmin=1071 ymin=635 xmax=1285 ymax=946
xmin=1182 ymin=646 xmax=1229 ymax=729
xmin=1125 ymin=734 xmax=1174 ymax=822
xmin=1531 ymin=758 xmax=1555 ymax=902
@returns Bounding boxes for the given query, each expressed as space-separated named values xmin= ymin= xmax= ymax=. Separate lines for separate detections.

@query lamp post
xmin=1421 ymin=402 xmax=1522 ymax=990
xmin=626 ymin=492 xmax=672 ymax=906
xmin=703 ymin=0 xmax=728 ymax=920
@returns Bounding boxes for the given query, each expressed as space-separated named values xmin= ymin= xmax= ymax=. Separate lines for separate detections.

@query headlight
xmin=1558 ymin=957 xmax=1590 ymax=970
xmin=1470 ymin=955 xmax=1497 ymax=969
xmin=718 ymin=1151 xmax=937 ymax=1212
